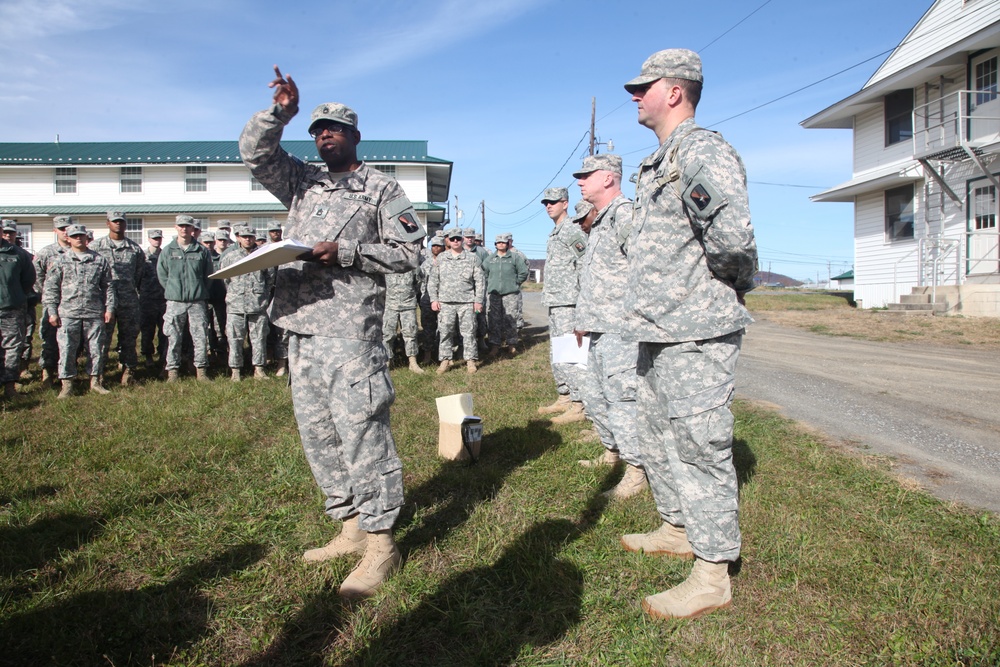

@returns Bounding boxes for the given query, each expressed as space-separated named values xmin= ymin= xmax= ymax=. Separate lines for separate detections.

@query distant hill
xmin=753 ymin=271 xmax=802 ymax=288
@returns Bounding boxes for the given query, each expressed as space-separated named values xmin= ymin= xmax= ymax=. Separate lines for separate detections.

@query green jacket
xmin=0 ymin=241 xmax=36 ymax=310
xmin=156 ymin=239 xmax=213 ymax=302
xmin=483 ymin=251 xmax=528 ymax=296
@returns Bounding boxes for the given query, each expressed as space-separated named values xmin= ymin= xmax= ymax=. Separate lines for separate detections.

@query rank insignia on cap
xmin=690 ymin=184 xmax=712 ymax=211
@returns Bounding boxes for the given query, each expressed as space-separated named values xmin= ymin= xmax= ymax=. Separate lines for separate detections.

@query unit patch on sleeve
xmin=681 ymin=169 xmax=726 ymax=223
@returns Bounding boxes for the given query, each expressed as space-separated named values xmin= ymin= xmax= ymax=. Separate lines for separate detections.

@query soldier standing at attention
xmin=91 ymin=211 xmax=145 ymax=386
xmin=0 ymin=223 xmax=36 ymax=398
xmin=537 ymin=189 xmax=589 ymax=421
xmin=483 ymin=232 xmax=528 ymax=357
xmin=267 ymin=222 xmax=283 ymax=243
xmin=241 ymin=66 xmax=424 ymax=597
xmin=1 ymin=219 xmax=37 ymax=383
xmin=157 ymin=215 xmax=214 ymax=382
xmin=572 ymin=154 xmax=647 ymax=498
xmin=222 ymin=227 xmax=273 ymax=381
xmin=140 ymin=229 xmax=167 ymax=368
xmin=418 ymin=236 xmax=446 ymax=364
xmin=428 ymin=229 xmax=484 ymax=375
xmin=621 ymin=49 xmax=758 ymax=620
xmin=34 ymin=215 xmax=73 ymax=386
xmin=383 ymin=267 xmax=424 ymax=373
xmin=44 ymin=225 xmax=115 ymax=398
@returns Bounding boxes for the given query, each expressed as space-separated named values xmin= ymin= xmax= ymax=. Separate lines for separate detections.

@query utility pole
xmin=589 ymin=97 xmax=596 ymax=156
xmin=481 ymin=200 xmax=486 ymax=240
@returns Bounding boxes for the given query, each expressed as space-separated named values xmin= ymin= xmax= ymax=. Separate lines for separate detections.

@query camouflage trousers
xmin=0 ymin=307 xmax=27 ymax=383
xmin=227 ymin=312 xmax=269 ymax=369
xmin=487 ymin=292 xmax=520 ymax=347
xmin=547 ymin=305 xmax=584 ymax=401
xmin=515 ymin=290 xmax=524 ymax=328
xmin=104 ymin=304 xmax=140 ymax=369
xmin=288 ymin=333 xmax=403 ymax=532
xmin=57 ymin=317 xmax=106 ymax=379
xmin=268 ymin=322 xmax=288 ymax=360
xmin=140 ymin=300 xmax=167 ymax=360
xmin=437 ymin=302 xmax=478 ymax=361
xmin=577 ymin=332 xmax=641 ymax=466
xmin=419 ymin=296 xmax=438 ymax=355
xmin=636 ymin=331 xmax=743 ymax=563
xmin=40 ymin=306 xmax=59 ymax=372
xmin=383 ymin=306 xmax=419 ymax=358
xmin=163 ymin=301 xmax=209 ymax=370
xmin=208 ymin=299 xmax=228 ymax=359
xmin=21 ymin=303 xmax=35 ymax=364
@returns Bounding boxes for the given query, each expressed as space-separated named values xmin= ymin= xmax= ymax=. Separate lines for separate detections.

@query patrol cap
xmin=201 ymin=231 xmax=216 ymax=242
xmin=430 ymin=236 xmax=446 ymax=247
xmin=624 ymin=48 xmax=703 ymax=93
xmin=191 ymin=218 xmax=202 ymax=230
xmin=236 ymin=226 xmax=256 ymax=238
xmin=216 ymin=219 xmax=232 ymax=230
xmin=541 ymin=187 xmax=569 ymax=203
xmin=147 ymin=229 xmax=163 ymax=239
xmin=495 ymin=233 xmax=512 ymax=244
xmin=175 ymin=214 xmax=196 ymax=227
xmin=107 ymin=210 xmax=126 ymax=222
xmin=1 ymin=219 xmax=17 ymax=232
xmin=462 ymin=227 xmax=476 ymax=237
xmin=475 ymin=233 xmax=483 ymax=242
xmin=308 ymin=102 xmax=359 ymax=134
xmin=53 ymin=215 xmax=74 ymax=229
xmin=87 ymin=230 xmax=94 ymax=241
xmin=267 ymin=222 xmax=282 ymax=232
xmin=66 ymin=224 xmax=88 ymax=237
xmin=569 ymin=200 xmax=594 ymax=223
xmin=572 ymin=154 xmax=623 ymax=178
xmin=447 ymin=228 xmax=464 ymax=239
xmin=255 ymin=230 xmax=267 ymax=241
xmin=215 ymin=231 xmax=231 ymax=242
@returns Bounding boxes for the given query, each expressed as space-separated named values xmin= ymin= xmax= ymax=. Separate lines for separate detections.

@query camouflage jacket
xmin=43 ymin=249 xmax=115 ymax=319
xmin=483 ymin=251 xmax=528 ymax=296
xmin=32 ymin=242 xmax=68 ymax=304
xmin=575 ymin=194 xmax=634 ymax=335
xmin=141 ymin=249 xmax=166 ymax=305
xmin=90 ymin=235 xmax=145 ymax=310
xmin=385 ymin=269 xmax=419 ymax=310
xmin=222 ymin=246 xmax=273 ymax=314
xmin=428 ymin=249 xmax=484 ymax=304
xmin=626 ymin=117 xmax=757 ymax=343
xmin=542 ymin=218 xmax=587 ymax=307
xmin=240 ymin=104 xmax=424 ymax=339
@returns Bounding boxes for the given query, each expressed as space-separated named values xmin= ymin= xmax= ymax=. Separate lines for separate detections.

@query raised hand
xmin=268 ymin=65 xmax=299 ymax=113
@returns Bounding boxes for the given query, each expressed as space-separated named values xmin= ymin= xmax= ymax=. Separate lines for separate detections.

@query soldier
xmin=0 ymin=222 xmax=36 ymax=398
xmin=214 ymin=230 xmax=232 ymax=255
xmin=222 ymin=227 xmax=273 ymax=380
xmin=418 ymin=236 xmax=446 ymax=364
xmin=200 ymin=230 xmax=216 ymax=252
xmin=140 ymin=229 xmax=168 ymax=367
xmin=267 ymin=222 xmax=283 ymax=243
xmin=254 ymin=230 xmax=267 ymax=248
xmin=34 ymin=215 xmax=73 ymax=386
xmin=428 ymin=229 xmax=484 ymax=375
xmin=216 ymin=220 xmax=233 ymax=240
xmin=241 ymin=66 xmax=424 ymax=597
xmin=572 ymin=154 xmax=647 ymax=497
xmin=383 ymin=267 xmax=424 ymax=373
xmin=620 ymin=49 xmax=758 ymax=620
xmin=506 ymin=234 xmax=529 ymax=329
xmin=2 ymin=220 xmax=37 ymax=379
xmin=157 ymin=214 xmax=214 ymax=382
xmin=205 ymin=233 xmax=228 ymax=366
xmin=43 ymin=224 xmax=115 ymax=398
xmin=483 ymin=232 xmax=528 ymax=357
xmin=91 ymin=211 xmax=145 ymax=385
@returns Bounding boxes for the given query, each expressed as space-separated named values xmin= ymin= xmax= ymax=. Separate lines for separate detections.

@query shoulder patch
xmin=681 ymin=164 xmax=727 ymax=223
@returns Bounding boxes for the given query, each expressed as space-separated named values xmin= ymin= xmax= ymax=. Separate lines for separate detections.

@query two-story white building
xmin=803 ymin=0 xmax=1000 ymax=316
xmin=0 ymin=139 xmax=452 ymax=250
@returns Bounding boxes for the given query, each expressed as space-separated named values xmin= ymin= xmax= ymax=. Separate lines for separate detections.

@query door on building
xmin=970 ymin=52 xmax=1000 ymax=142
xmin=969 ymin=183 xmax=999 ymax=275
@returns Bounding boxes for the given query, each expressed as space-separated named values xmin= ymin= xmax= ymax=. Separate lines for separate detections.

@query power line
xmin=484 ymin=130 xmax=589 ymax=216
xmin=699 ymin=0 xmax=774 ymax=52
xmin=749 ymin=180 xmax=829 ymax=189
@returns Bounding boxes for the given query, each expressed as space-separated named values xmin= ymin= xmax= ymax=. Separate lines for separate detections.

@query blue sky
xmin=1 ymin=0 xmax=933 ymax=281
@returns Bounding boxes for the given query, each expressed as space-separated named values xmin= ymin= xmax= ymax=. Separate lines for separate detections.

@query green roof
xmin=0 ymin=202 xmax=445 ymax=216
xmin=831 ymin=269 xmax=854 ymax=280
xmin=0 ymin=140 xmax=451 ymax=166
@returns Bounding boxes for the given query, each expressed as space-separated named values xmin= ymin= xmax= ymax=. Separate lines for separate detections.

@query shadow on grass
xmin=1 ymin=542 xmax=266 ymax=666
xmin=733 ymin=437 xmax=757 ymax=490
xmin=0 ymin=483 xmax=59 ymax=506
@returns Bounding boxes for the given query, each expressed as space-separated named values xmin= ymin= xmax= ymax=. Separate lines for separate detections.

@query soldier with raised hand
xmin=44 ymin=225 xmax=115 ymax=398
xmin=91 ymin=211 xmax=145 ymax=385
xmin=240 ymin=65 xmax=424 ymax=598
xmin=33 ymin=215 xmax=73 ymax=386
xmin=621 ymin=49 xmax=758 ymax=620
xmin=222 ymin=227 xmax=273 ymax=381
xmin=483 ymin=232 xmax=528 ymax=357
xmin=383 ymin=267 xmax=424 ymax=374
xmin=428 ymin=229 xmax=484 ymax=375
xmin=140 ymin=229 xmax=167 ymax=367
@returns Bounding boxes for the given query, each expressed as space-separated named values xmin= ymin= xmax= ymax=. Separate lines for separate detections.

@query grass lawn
xmin=2 ymin=326 xmax=998 ymax=666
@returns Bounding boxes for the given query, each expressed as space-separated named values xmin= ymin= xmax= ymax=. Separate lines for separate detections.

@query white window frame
xmin=371 ymin=164 xmax=397 ymax=178
xmin=250 ymin=176 xmax=267 ymax=191
xmin=55 ymin=167 xmax=77 ymax=194
xmin=885 ymin=184 xmax=915 ymax=242
xmin=124 ymin=217 xmax=144 ymax=245
xmin=185 ymin=165 xmax=208 ymax=192
xmin=12 ymin=221 xmax=32 ymax=251
xmin=120 ymin=166 xmax=142 ymax=193
xmin=973 ymin=54 xmax=998 ymax=106
xmin=248 ymin=216 xmax=273 ymax=231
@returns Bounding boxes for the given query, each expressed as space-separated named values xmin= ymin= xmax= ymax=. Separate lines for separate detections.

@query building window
xmin=120 ymin=166 xmax=142 ymax=193
xmin=250 ymin=176 xmax=267 ymax=191
xmin=249 ymin=216 xmax=273 ymax=231
xmin=185 ymin=165 xmax=208 ymax=192
xmin=885 ymin=184 xmax=915 ymax=241
xmin=885 ymin=89 xmax=914 ymax=146
xmin=124 ymin=217 xmax=143 ymax=245
xmin=192 ymin=217 xmax=209 ymax=231
xmin=975 ymin=56 xmax=998 ymax=106
xmin=55 ymin=167 xmax=77 ymax=194
xmin=372 ymin=164 xmax=396 ymax=178
xmin=12 ymin=222 xmax=31 ymax=251
xmin=973 ymin=185 xmax=997 ymax=230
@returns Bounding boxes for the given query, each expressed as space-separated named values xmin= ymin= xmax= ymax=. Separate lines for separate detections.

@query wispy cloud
xmin=0 ymin=0 xmax=147 ymax=41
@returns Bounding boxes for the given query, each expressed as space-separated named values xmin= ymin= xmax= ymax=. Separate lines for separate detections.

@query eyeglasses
xmin=309 ymin=122 xmax=352 ymax=138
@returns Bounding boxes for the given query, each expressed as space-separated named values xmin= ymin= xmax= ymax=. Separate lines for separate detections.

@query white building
xmin=803 ymin=0 xmax=1000 ymax=316
xmin=0 ymin=139 xmax=451 ymax=250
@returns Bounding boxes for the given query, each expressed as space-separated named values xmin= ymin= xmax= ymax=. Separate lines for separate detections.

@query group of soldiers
xmin=0 ymin=211 xmax=292 ymax=399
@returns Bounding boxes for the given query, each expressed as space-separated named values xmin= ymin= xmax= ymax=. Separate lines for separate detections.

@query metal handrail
xmin=913 ymin=90 xmax=1000 ymax=157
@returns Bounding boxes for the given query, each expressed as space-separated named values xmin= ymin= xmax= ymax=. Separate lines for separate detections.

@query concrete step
xmin=900 ymin=293 xmax=932 ymax=305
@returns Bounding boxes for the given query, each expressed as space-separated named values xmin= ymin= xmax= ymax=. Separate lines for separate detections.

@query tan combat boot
xmin=196 ymin=367 xmax=210 ymax=383
xmin=166 ymin=369 xmax=180 ymax=383
xmin=621 ymin=522 xmax=695 ymax=559
xmin=603 ymin=463 xmax=649 ymax=500
xmin=407 ymin=356 xmax=424 ymax=374
xmin=275 ymin=360 xmax=288 ymax=377
xmin=90 ymin=375 xmax=110 ymax=395
xmin=231 ymin=368 xmax=241 ymax=382
xmin=537 ymin=394 xmax=572 ymax=415
xmin=436 ymin=359 xmax=451 ymax=375
xmin=578 ymin=448 xmax=621 ymax=468
xmin=57 ymin=379 xmax=74 ymax=399
xmin=467 ymin=359 xmax=478 ymax=374
xmin=302 ymin=516 xmax=367 ymax=562
xmin=120 ymin=367 xmax=135 ymax=386
xmin=41 ymin=367 xmax=53 ymax=386
xmin=507 ymin=345 xmax=517 ymax=356
xmin=254 ymin=366 xmax=267 ymax=380
xmin=642 ymin=559 xmax=732 ymax=620
xmin=576 ymin=428 xmax=601 ymax=443
xmin=550 ymin=401 xmax=586 ymax=424
xmin=338 ymin=529 xmax=402 ymax=599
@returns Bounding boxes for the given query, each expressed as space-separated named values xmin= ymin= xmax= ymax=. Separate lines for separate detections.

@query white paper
xmin=208 ymin=238 xmax=314 ymax=280
xmin=551 ymin=333 xmax=589 ymax=366
xmin=436 ymin=393 xmax=475 ymax=424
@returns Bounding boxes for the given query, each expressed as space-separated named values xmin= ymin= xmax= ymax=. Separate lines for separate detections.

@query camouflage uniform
xmin=33 ymin=239 xmax=69 ymax=374
xmin=508 ymin=243 xmax=529 ymax=328
xmin=0 ymin=240 xmax=36 ymax=383
xmin=156 ymin=235 xmax=213 ymax=371
xmin=428 ymin=248 xmax=484 ymax=362
xmin=91 ymin=233 xmax=145 ymax=370
xmin=543 ymin=202 xmax=588 ymax=400
xmin=43 ymin=248 xmax=115 ymax=379
xmin=627 ymin=115 xmax=757 ymax=563
xmin=575 ymin=187 xmax=641 ymax=466
xmin=483 ymin=238 xmax=528 ymax=348
xmin=222 ymin=244 xmax=272 ymax=369
xmin=140 ymin=244 xmax=168 ymax=361
xmin=418 ymin=239 xmax=444 ymax=358
xmin=383 ymin=269 xmax=420 ymax=358
xmin=207 ymin=249 xmax=228 ymax=363
xmin=240 ymin=101 xmax=424 ymax=532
